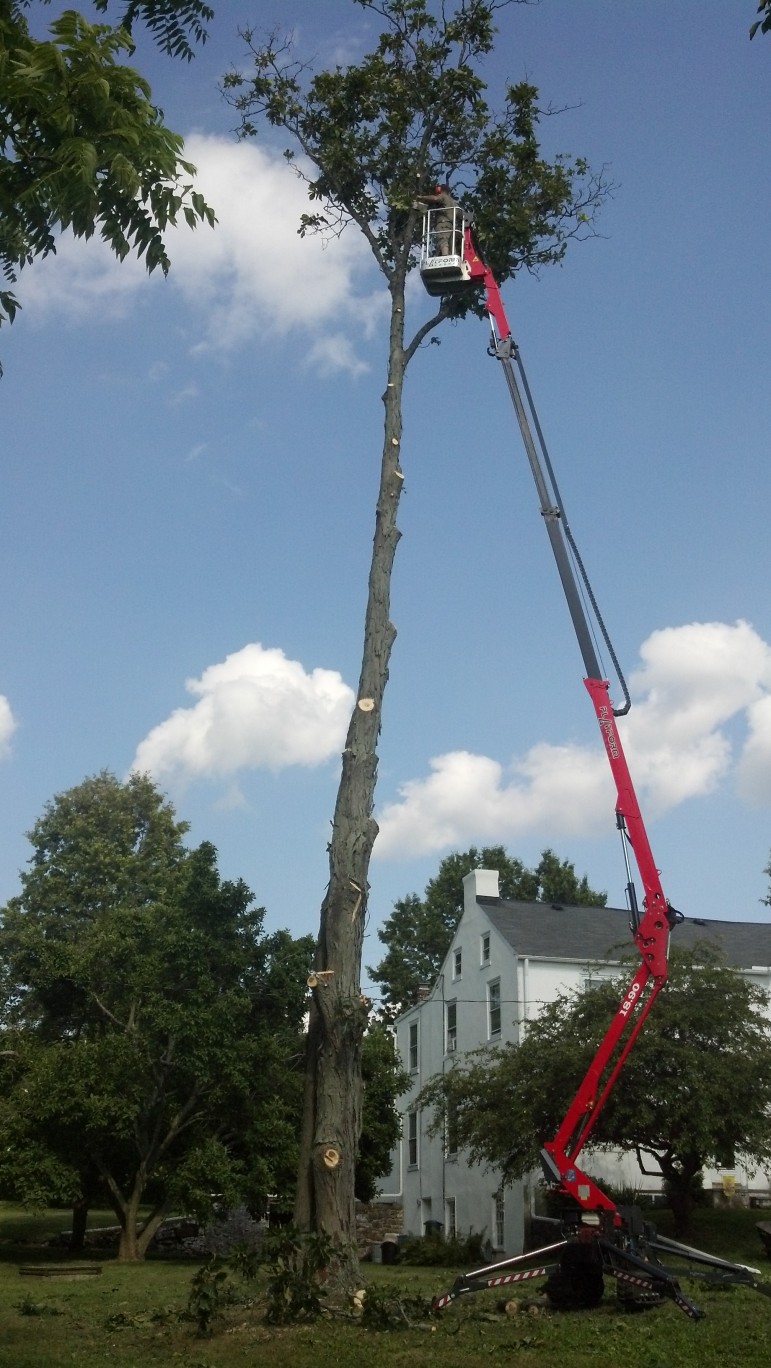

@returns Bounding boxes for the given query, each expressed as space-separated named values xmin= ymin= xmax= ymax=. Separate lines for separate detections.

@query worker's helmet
xmin=436 ymin=183 xmax=449 ymax=193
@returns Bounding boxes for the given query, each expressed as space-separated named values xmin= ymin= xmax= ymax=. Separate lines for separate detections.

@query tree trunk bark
xmin=659 ymin=1153 xmax=701 ymax=1239
xmin=667 ymin=1185 xmax=696 ymax=1239
xmin=108 ymin=1167 xmax=169 ymax=1262
xmin=295 ymin=279 xmax=408 ymax=1273
xmin=69 ymin=1167 xmax=101 ymax=1252
xmin=115 ymin=1202 xmax=169 ymax=1261
xmin=117 ymin=1223 xmax=142 ymax=1262
xmin=69 ymin=1195 xmax=89 ymax=1253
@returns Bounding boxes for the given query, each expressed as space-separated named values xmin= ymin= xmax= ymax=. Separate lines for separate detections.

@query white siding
xmin=388 ymin=869 xmax=525 ymax=1256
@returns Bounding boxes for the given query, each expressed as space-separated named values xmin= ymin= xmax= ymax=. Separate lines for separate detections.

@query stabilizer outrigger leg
xmin=432 ymin=1240 xmax=566 ymax=1311
xmin=432 ymin=1214 xmax=771 ymax=1321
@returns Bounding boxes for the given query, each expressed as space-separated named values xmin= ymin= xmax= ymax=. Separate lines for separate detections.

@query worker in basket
xmin=415 ymin=183 xmax=462 ymax=256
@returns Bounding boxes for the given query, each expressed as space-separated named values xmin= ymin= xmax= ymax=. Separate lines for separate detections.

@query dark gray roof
xmin=479 ymin=897 xmax=771 ymax=969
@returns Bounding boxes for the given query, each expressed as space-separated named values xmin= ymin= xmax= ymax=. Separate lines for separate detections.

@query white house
xmin=379 ymin=869 xmax=771 ymax=1256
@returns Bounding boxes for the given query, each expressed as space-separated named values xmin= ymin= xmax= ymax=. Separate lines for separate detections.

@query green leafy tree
xmin=90 ymin=2 xmax=214 ymax=59
xmin=0 ymin=772 xmax=313 ymax=1260
xmin=419 ymin=947 xmax=771 ymax=1236
xmin=763 ymin=847 xmax=771 ymax=908
xmin=0 ymin=2 xmax=215 ymax=335
xmin=750 ymin=1 xmax=771 ymax=37
xmin=227 ymin=0 xmax=609 ymax=1260
xmin=370 ymin=846 xmax=606 ymax=1018
xmin=356 ymin=1024 xmax=409 ymax=1202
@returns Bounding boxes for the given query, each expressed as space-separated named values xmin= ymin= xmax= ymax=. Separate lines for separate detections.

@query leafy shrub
xmin=187 ymin=1258 xmax=231 ymax=1337
xmin=262 ymin=1225 xmax=344 ymax=1324
xmin=538 ymin=1176 xmax=654 ymax=1219
xmin=397 ymin=1228 xmax=486 ymax=1266
xmin=228 ymin=1240 xmax=262 ymax=1281
xmin=14 ymin=1294 xmax=63 ymax=1317
xmin=357 ymin=1281 xmax=435 ymax=1330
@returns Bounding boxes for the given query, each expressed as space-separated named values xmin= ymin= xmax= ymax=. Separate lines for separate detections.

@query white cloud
xmin=374 ymin=745 xmax=610 ymax=859
xmin=172 ymin=135 xmax=385 ymax=353
xmin=16 ymin=136 xmax=385 ymax=376
xmin=374 ymin=620 xmax=771 ymax=860
xmin=623 ymin=620 xmax=771 ymax=812
xmin=169 ymin=382 xmax=200 ymax=406
xmin=738 ymin=696 xmax=771 ymax=805
xmin=304 ymin=332 xmax=371 ymax=378
xmin=131 ymin=642 xmax=354 ymax=782
xmin=17 ymin=233 xmax=147 ymax=321
xmin=0 ymin=696 xmax=17 ymax=758
xmin=130 ymin=619 xmax=771 ymax=851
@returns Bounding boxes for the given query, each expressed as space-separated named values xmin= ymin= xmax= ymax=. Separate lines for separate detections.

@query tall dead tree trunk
xmin=295 ymin=279 xmax=410 ymax=1250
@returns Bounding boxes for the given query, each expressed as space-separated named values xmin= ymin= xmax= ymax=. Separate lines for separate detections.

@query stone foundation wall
xmin=355 ymin=1201 xmax=403 ymax=1251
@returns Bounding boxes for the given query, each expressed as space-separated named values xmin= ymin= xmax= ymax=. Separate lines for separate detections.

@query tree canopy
xmin=419 ymin=946 xmax=771 ymax=1234
xmin=370 ymin=845 xmax=607 ymax=1018
xmin=90 ymin=2 xmax=214 ymax=59
xmin=750 ymin=1 xmax=771 ymax=37
xmin=0 ymin=771 xmax=313 ymax=1260
xmin=356 ymin=1024 xmax=409 ymax=1202
xmin=763 ymin=847 xmax=771 ymax=909
xmin=0 ymin=1 xmax=215 ymax=334
xmin=228 ymin=0 xmax=606 ymax=302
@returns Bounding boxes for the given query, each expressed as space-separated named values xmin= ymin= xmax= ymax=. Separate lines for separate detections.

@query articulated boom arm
xmin=544 ymin=681 xmax=676 ymax=1216
xmin=542 ymin=695 xmax=677 ymax=1217
xmin=421 ymin=217 xmax=771 ymax=1318
xmin=419 ymin=218 xmax=771 ymax=1319
xmin=461 ymin=227 xmax=678 ymax=1216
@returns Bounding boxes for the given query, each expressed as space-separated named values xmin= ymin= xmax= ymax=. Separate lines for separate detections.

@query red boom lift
xmin=418 ymin=205 xmax=771 ymax=1318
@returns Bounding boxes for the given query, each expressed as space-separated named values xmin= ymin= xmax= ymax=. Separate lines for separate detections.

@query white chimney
xmin=463 ymin=867 xmax=500 ymax=912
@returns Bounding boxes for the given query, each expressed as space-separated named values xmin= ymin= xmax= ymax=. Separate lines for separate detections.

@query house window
xmin=453 ymin=946 xmax=462 ymax=979
xmin=493 ymin=1190 xmax=505 ymax=1249
xmin=445 ymin=1197 xmax=457 ymax=1240
xmin=408 ymin=1020 xmax=419 ymax=1072
xmin=583 ymin=970 xmax=615 ymax=992
xmin=488 ymin=979 xmax=502 ymax=1037
xmin=445 ymin=1001 xmax=457 ymax=1054
xmin=407 ymin=1111 xmax=419 ymax=1168
xmin=481 ymin=932 xmax=490 ymax=966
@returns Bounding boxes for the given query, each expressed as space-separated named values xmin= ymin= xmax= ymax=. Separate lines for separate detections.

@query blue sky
xmin=2 ymin=2 xmax=771 ymax=990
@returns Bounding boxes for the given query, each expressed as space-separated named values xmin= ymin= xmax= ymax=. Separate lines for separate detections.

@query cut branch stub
xmin=307 ymin=969 xmax=335 ymax=989
xmin=323 ymin=1147 xmax=341 ymax=1170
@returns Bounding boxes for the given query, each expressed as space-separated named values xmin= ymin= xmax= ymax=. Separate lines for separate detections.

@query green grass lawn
xmin=0 ymin=1203 xmax=770 ymax=1368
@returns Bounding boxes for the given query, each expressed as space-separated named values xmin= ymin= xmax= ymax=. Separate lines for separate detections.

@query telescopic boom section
xmin=460 ymin=227 xmax=680 ymax=1218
